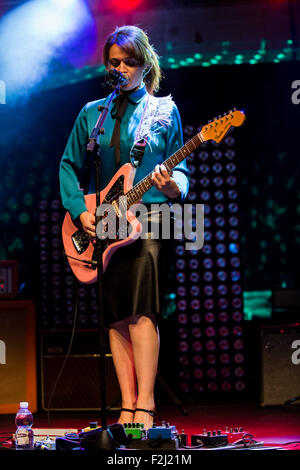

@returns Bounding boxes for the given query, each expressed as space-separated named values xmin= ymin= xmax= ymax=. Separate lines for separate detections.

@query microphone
xmin=108 ymin=69 xmax=129 ymax=87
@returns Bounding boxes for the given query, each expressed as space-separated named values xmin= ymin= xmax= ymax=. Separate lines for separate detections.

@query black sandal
xmin=134 ymin=408 xmax=157 ymax=426
xmin=120 ymin=408 xmax=135 ymax=414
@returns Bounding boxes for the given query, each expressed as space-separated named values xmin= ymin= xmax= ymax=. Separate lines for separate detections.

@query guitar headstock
xmin=200 ymin=109 xmax=246 ymax=144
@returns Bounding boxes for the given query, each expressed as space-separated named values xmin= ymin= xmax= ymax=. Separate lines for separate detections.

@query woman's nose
xmin=117 ymin=60 xmax=127 ymax=72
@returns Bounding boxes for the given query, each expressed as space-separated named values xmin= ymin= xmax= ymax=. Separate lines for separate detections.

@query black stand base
xmin=93 ymin=429 xmax=116 ymax=451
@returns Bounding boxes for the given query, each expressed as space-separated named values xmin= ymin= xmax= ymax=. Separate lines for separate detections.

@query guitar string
xmin=93 ymin=133 xmax=203 ymax=241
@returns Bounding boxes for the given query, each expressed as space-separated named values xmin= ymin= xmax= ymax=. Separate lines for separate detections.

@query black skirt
xmin=102 ymin=208 xmax=174 ymax=327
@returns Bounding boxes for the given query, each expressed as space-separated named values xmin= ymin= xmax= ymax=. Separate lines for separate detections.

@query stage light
xmin=219 ymin=312 xmax=229 ymax=322
xmin=179 ymin=341 xmax=189 ymax=353
xmin=204 ymin=312 xmax=215 ymax=323
xmin=178 ymin=313 xmax=188 ymax=324
xmin=192 ymin=341 xmax=202 ymax=352
xmin=221 ymin=381 xmax=232 ymax=391
xmin=191 ymin=314 xmax=201 ymax=324
xmin=191 ymin=327 xmax=202 ymax=338
xmin=190 ymin=272 xmax=200 ymax=283
xmin=179 ymin=355 xmax=190 ymax=366
xmin=0 ymin=0 xmax=92 ymax=96
xmin=191 ymin=299 xmax=201 ymax=310
xmin=109 ymin=0 xmax=143 ymax=12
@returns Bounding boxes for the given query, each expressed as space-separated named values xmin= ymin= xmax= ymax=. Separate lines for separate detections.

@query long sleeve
xmin=164 ymin=104 xmax=190 ymax=201
xmin=59 ymin=105 xmax=89 ymax=220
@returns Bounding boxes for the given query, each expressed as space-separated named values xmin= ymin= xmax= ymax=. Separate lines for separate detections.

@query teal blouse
xmin=59 ymin=84 xmax=189 ymax=221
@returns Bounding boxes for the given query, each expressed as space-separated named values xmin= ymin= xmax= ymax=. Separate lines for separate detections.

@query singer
xmin=59 ymin=25 xmax=189 ymax=430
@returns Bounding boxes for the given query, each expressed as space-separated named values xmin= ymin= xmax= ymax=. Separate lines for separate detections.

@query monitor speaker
xmin=260 ymin=324 xmax=300 ymax=406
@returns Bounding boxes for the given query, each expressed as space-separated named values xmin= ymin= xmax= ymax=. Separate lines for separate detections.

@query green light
xmin=179 ymin=60 xmax=187 ymax=66
xmin=186 ymin=57 xmax=194 ymax=63
xmin=210 ymin=58 xmax=218 ymax=64
xmin=166 ymin=41 xmax=173 ymax=51
xmin=19 ymin=213 xmax=30 ymax=224
xmin=202 ymin=62 xmax=211 ymax=67
xmin=96 ymin=65 xmax=105 ymax=72
xmin=277 ymin=53 xmax=285 ymax=59
xmin=254 ymin=54 xmax=261 ymax=60
xmin=194 ymin=53 xmax=202 ymax=60
xmin=287 ymin=39 xmax=293 ymax=44
xmin=167 ymin=57 xmax=175 ymax=63
xmin=214 ymin=55 xmax=222 ymax=60
xmin=170 ymin=64 xmax=179 ymax=69
xmin=23 ymin=194 xmax=34 ymax=206
xmin=273 ymin=59 xmax=280 ymax=63
xmin=249 ymin=59 xmax=257 ymax=65
xmin=243 ymin=290 xmax=272 ymax=321
xmin=235 ymin=60 xmax=243 ymax=65
xmin=235 ymin=54 xmax=243 ymax=60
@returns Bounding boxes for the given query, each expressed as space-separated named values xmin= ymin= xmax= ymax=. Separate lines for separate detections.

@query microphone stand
xmin=85 ymin=76 xmax=123 ymax=450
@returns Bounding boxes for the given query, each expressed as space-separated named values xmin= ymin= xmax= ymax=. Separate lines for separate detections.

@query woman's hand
xmin=79 ymin=211 xmax=96 ymax=237
xmin=151 ymin=164 xmax=181 ymax=199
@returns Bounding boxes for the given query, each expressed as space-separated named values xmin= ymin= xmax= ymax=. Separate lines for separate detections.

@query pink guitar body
xmin=62 ymin=163 xmax=142 ymax=284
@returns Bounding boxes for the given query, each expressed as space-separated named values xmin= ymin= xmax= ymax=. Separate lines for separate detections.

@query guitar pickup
xmin=71 ymin=230 xmax=90 ymax=254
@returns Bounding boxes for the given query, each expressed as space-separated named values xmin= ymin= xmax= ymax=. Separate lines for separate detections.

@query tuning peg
xmin=213 ymin=117 xmax=217 ymax=121
xmin=218 ymin=115 xmax=222 ymax=119
xmin=233 ymin=107 xmax=237 ymax=111
xmin=229 ymin=109 xmax=233 ymax=114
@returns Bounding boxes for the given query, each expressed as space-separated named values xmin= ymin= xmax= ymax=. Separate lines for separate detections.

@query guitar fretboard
xmin=126 ymin=132 xmax=203 ymax=207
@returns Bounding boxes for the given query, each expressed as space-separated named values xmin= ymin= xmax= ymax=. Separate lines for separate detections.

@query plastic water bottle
xmin=15 ymin=402 xmax=34 ymax=450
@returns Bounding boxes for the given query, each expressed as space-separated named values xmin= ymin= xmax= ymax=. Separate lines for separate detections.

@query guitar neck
xmin=126 ymin=132 xmax=203 ymax=207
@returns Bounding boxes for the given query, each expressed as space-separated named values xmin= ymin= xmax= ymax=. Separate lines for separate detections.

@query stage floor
xmin=1 ymin=402 xmax=300 ymax=451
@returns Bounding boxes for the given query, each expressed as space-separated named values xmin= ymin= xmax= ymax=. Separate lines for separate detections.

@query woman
xmin=59 ymin=25 xmax=189 ymax=430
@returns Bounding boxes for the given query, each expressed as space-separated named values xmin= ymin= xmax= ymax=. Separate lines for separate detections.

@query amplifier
xmin=0 ymin=300 xmax=37 ymax=413
xmin=260 ymin=323 xmax=300 ymax=406
xmin=40 ymin=330 xmax=121 ymax=411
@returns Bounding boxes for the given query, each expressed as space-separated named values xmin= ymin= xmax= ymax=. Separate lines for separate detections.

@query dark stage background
xmin=0 ymin=61 xmax=299 ymax=406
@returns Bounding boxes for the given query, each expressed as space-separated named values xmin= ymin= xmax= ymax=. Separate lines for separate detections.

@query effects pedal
xmin=148 ymin=422 xmax=177 ymax=440
xmin=191 ymin=430 xmax=228 ymax=447
xmin=224 ymin=427 xmax=245 ymax=443
xmin=123 ymin=423 xmax=146 ymax=440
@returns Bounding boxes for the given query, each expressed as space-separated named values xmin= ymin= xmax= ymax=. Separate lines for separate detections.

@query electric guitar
xmin=62 ymin=109 xmax=246 ymax=283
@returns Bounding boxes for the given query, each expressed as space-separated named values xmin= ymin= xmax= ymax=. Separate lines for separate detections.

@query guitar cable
xmin=63 ymin=250 xmax=98 ymax=269
xmin=46 ymin=279 xmax=79 ymax=426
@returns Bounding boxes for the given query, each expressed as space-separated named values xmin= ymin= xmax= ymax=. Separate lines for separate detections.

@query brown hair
xmin=103 ymin=25 xmax=162 ymax=95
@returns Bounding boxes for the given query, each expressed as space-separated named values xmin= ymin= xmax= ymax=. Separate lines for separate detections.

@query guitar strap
xmin=129 ymin=94 xmax=159 ymax=168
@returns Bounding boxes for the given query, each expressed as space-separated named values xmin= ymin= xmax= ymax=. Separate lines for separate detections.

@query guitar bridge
xmin=71 ymin=230 xmax=90 ymax=254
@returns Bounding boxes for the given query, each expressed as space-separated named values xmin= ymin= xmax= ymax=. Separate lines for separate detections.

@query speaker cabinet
xmin=260 ymin=324 xmax=300 ymax=406
xmin=40 ymin=330 xmax=121 ymax=411
xmin=0 ymin=300 xmax=37 ymax=413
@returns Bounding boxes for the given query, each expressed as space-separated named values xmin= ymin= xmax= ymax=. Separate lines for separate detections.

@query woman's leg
xmin=128 ymin=314 xmax=160 ymax=430
xmin=108 ymin=313 xmax=160 ymax=429
xmin=108 ymin=319 xmax=137 ymax=424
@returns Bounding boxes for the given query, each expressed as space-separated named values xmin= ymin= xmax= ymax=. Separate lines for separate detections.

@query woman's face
xmin=107 ymin=44 xmax=145 ymax=91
